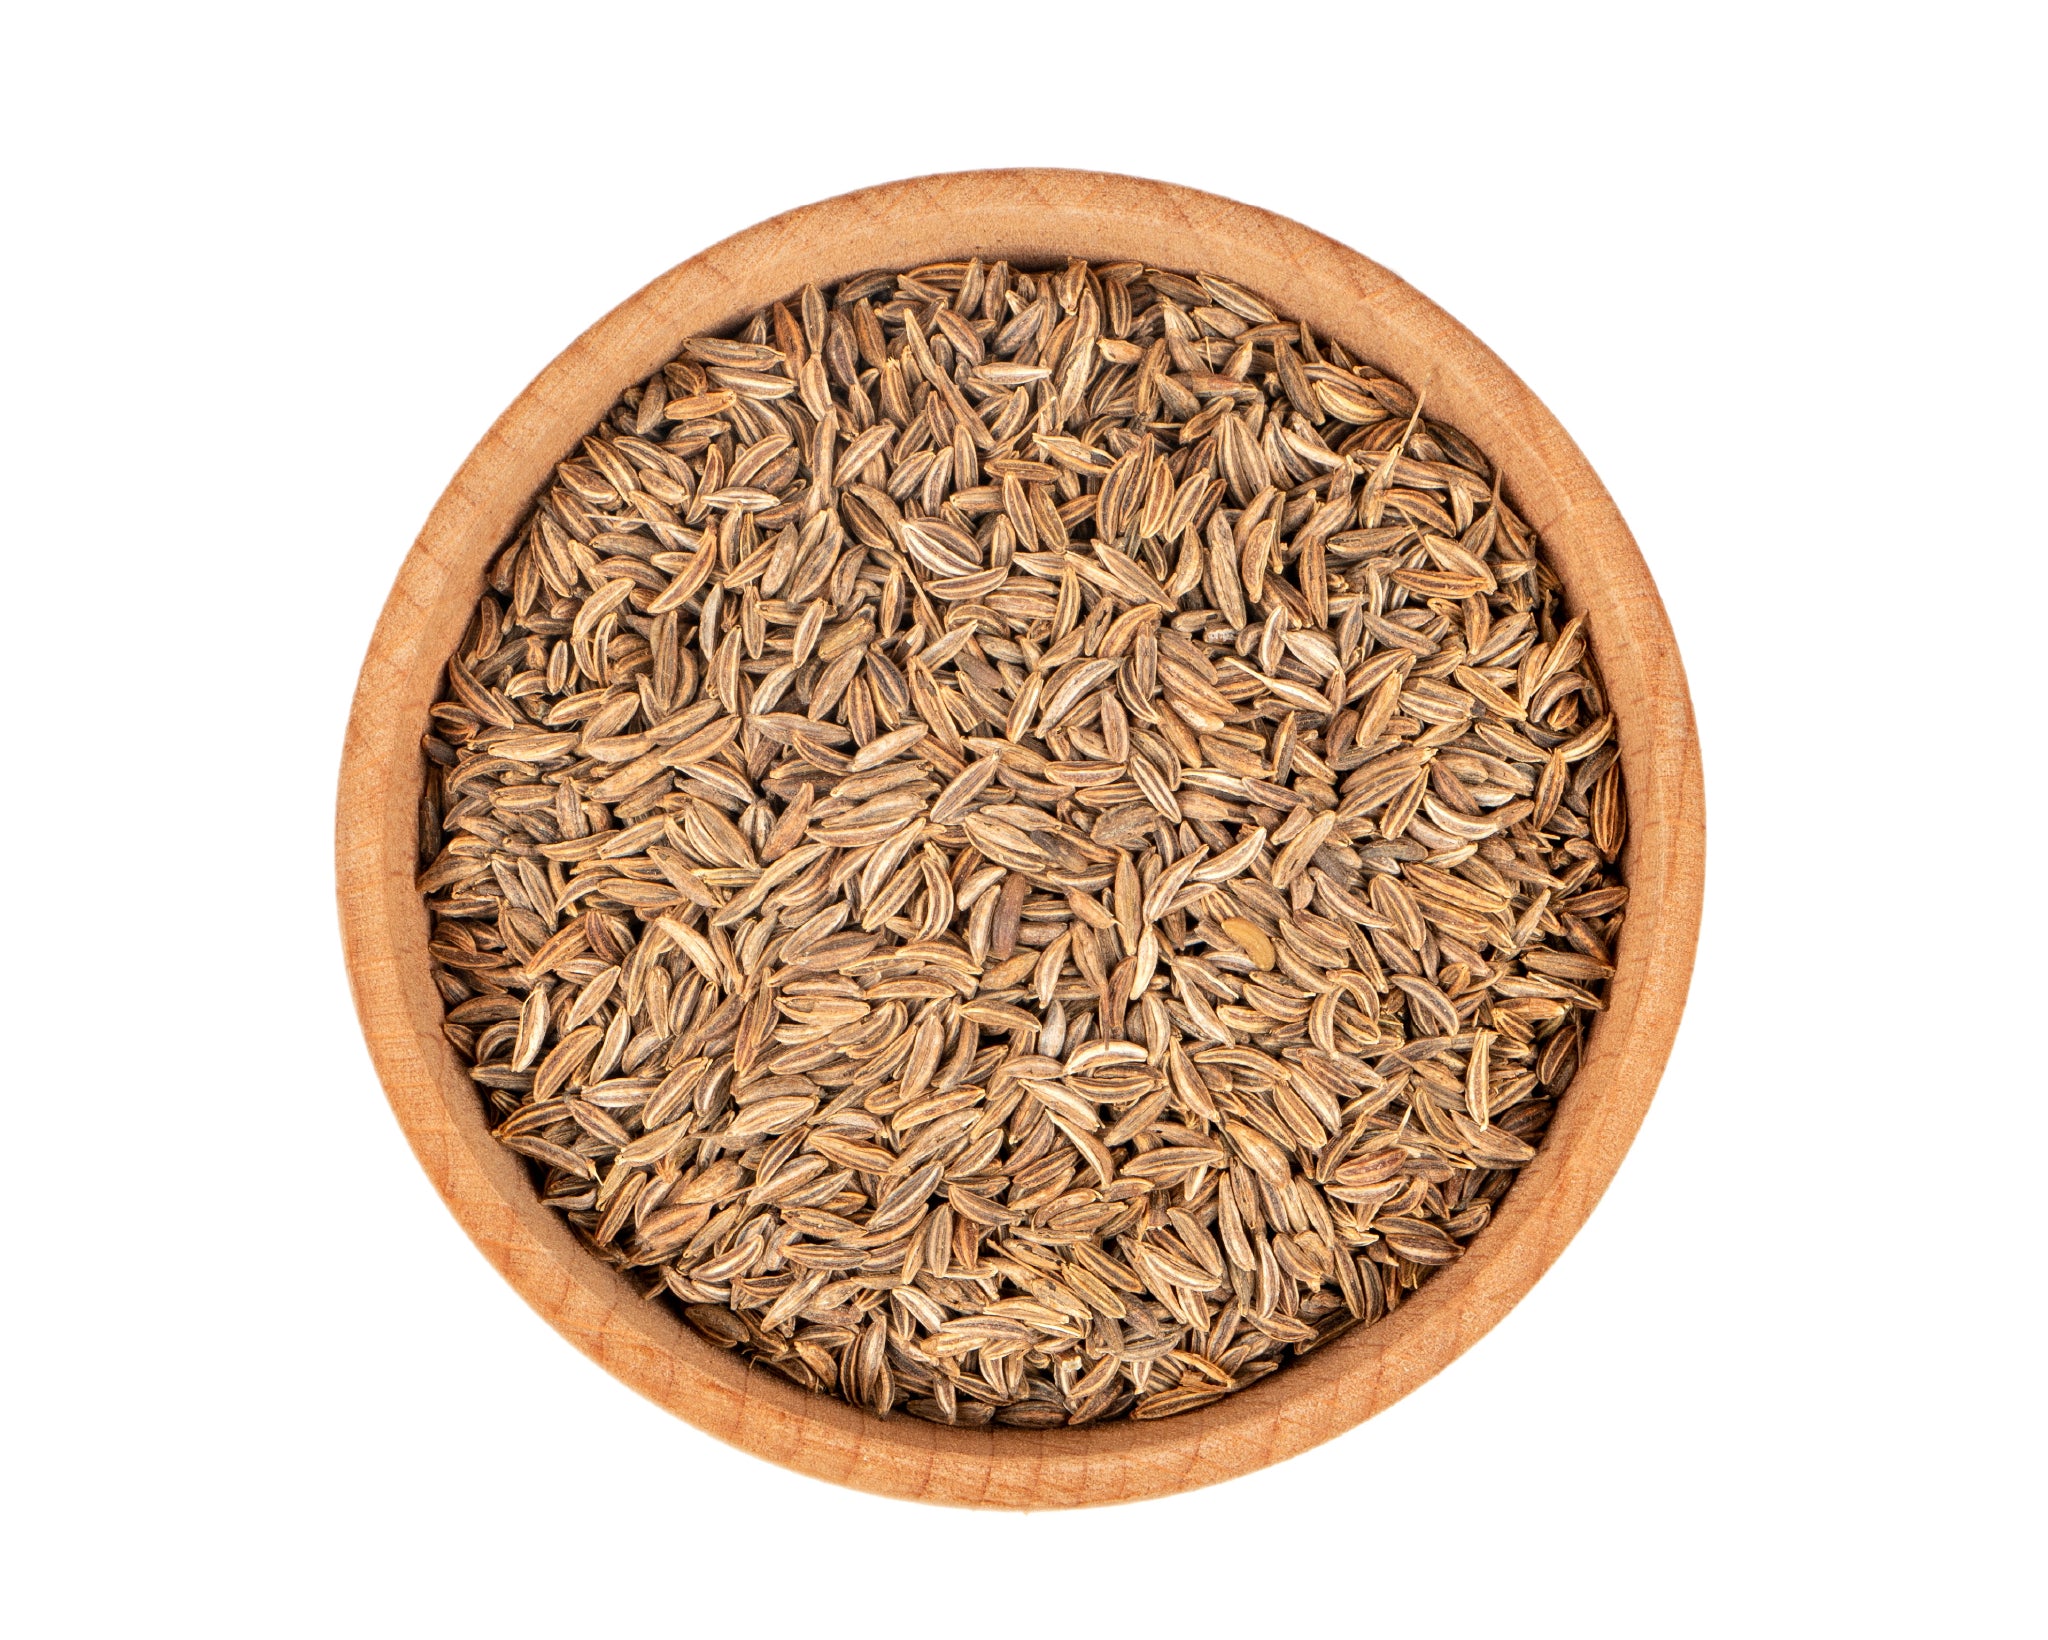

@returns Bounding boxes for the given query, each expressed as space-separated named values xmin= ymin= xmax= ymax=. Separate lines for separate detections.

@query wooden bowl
xmin=337 ymin=169 xmax=1704 ymax=1508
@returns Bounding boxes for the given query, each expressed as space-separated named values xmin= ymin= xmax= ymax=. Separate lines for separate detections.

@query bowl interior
xmin=337 ymin=169 xmax=1703 ymax=1508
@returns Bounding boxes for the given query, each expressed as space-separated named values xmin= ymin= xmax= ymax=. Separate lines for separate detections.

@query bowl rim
xmin=336 ymin=167 xmax=1704 ymax=1509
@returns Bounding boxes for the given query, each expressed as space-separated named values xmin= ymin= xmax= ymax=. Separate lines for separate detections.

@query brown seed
xmin=423 ymin=258 xmax=1625 ymax=1428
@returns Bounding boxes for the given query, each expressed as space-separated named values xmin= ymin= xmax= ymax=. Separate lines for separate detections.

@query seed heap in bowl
xmin=418 ymin=258 xmax=1628 ymax=1426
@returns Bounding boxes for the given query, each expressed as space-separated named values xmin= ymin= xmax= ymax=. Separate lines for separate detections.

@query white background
xmin=4 ymin=5 xmax=2040 ymax=1634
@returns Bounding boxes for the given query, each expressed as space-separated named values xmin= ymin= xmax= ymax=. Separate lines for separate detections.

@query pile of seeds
xmin=419 ymin=258 xmax=1627 ymax=1427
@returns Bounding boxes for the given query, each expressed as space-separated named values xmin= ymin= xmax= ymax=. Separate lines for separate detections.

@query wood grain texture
xmin=336 ymin=169 xmax=1705 ymax=1508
